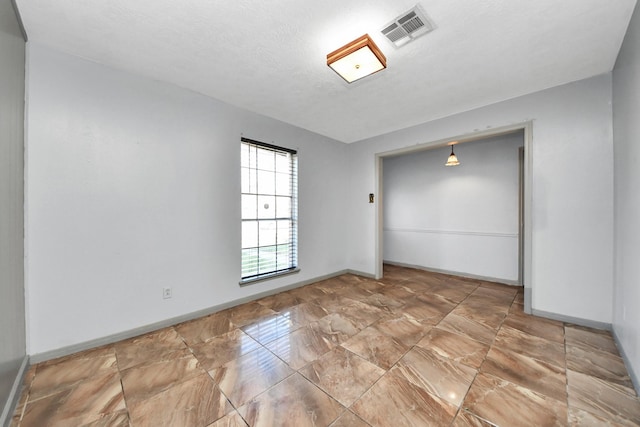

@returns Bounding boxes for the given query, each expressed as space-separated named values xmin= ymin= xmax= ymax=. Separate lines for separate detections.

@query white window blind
xmin=241 ymin=137 xmax=298 ymax=281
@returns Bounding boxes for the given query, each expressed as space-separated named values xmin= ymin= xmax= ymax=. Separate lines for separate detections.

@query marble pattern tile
xmin=390 ymin=346 xmax=477 ymax=407
xmin=502 ymin=310 xmax=565 ymax=343
xmin=120 ymin=349 xmax=205 ymax=404
xmin=567 ymin=369 xmax=640 ymax=424
xmin=206 ymin=410 xmax=249 ymax=427
xmin=12 ymin=266 xmax=640 ymax=427
xmin=241 ymin=313 xmax=301 ymax=345
xmin=29 ymin=347 xmax=118 ymax=401
xmin=299 ymin=347 xmax=385 ymax=407
xmin=224 ymin=302 xmax=277 ymax=327
xmin=437 ymin=312 xmax=498 ymax=345
xmin=565 ymin=324 xmax=619 ymax=355
xmin=190 ymin=328 xmax=261 ymax=370
xmin=279 ymin=302 xmax=329 ymax=325
xmin=566 ymin=342 xmax=633 ymax=388
xmin=21 ymin=371 xmax=125 ymax=427
xmin=451 ymin=410 xmax=497 ymax=426
xmin=352 ymin=373 xmax=458 ymax=427
xmin=210 ymin=347 xmax=293 ymax=407
xmin=417 ymin=327 xmax=490 ymax=369
xmin=341 ymin=326 xmax=409 ymax=370
xmin=329 ymin=411 xmax=371 ymax=427
xmin=372 ymin=314 xmax=428 ymax=347
xmin=114 ymin=327 xmax=187 ymax=371
xmin=493 ymin=324 xmax=566 ymax=368
xmin=128 ymin=373 xmax=232 ymax=426
xmin=463 ymin=372 xmax=568 ymax=427
xmin=480 ymin=347 xmax=567 ymax=402
xmin=175 ymin=312 xmax=235 ymax=345
xmin=237 ymin=373 xmax=344 ymax=427
xmin=265 ymin=324 xmax=336 ymax=369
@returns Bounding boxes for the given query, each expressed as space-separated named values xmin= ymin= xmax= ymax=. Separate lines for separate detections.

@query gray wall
xmin=613 ymin=2 xmax=640 ymax=390
xmin=0 ymin=0 xmax=26 ymax=423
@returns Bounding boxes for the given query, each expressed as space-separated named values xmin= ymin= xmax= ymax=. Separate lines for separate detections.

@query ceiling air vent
xmin=381 ymin=5 xmax=433 ymax=48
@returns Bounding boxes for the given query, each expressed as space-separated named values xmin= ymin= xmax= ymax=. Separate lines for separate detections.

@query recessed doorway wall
xmin=374 ymin=123 xmax=533 ymax=313
xmin=382 ymin=132 xmax=524 ymax=283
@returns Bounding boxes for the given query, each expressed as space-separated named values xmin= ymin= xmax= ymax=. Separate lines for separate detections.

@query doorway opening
xmin=374 ymin=123 xmax=532 ymax=314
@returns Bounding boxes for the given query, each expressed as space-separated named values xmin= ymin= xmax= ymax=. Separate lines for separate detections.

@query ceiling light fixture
xmin=327 ymin=34 xmax=386 ymax=83
xmin=445 ymin=145 xmax=460 ymax=166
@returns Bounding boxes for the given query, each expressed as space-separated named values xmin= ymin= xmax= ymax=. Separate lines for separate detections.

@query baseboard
xmin=612 ymin=328 xmax=640 ymax=395
xmin=346 ymin=269 xmax=376 ymax=279
xmin=383 ymin=260 xmax=520 ymax=286
xmin=531 ymin=309 xmax=612 ymax=331
xmin=30 ymin=269 xmax=355 ymax=364
xmin=0 ymin=356 xmax=29 ymax=427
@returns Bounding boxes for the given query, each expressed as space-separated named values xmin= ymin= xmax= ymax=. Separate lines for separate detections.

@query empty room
xmin=2 ymin=0 xmax=640 ymax=426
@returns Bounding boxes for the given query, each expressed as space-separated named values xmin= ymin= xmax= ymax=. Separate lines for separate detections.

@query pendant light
xmin=445 ymin=145 xmax=460 ymax=166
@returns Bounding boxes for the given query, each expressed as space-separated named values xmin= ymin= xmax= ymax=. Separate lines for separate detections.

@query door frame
xmin=374 ymin=121 xmax=533 ymax=314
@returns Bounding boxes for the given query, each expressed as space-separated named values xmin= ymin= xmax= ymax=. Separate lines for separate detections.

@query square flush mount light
xmin=327 ymin=34 xmax=386 ymax=83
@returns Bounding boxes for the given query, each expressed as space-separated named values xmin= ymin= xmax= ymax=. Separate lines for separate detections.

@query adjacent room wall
xmin=347 ymin=74 xmax=614 ymax=325
xmin=612 ymin=2 xmax=640 ymax=389
xmin=25 ymin=44 xmax=349 ymax=356
xmin=383 ymin=133 xmax=523 ymax=282
xmin=0 ymin=0 xmax=26 ymax=422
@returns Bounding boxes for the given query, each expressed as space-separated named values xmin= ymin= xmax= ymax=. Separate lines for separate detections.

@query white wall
xmin=347 ymin=74 xmax=614 ymax=324
xmin=25 ymin=44 xmax=349 ymax=356
xmin=383 ymin=133 xmax=523 ymax=282
xmin=612 ymin=3 xmax=640 ymax=388
xmin=0 ymin=0 xmax=26 ymax=421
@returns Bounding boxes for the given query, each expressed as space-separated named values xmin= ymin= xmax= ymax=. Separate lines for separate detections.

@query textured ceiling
xmin=15 ymin=0 xmax=637 ymax=143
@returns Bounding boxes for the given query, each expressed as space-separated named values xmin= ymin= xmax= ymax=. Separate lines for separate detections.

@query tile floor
xmin=10 ymin=265 xmax=640 ymax=426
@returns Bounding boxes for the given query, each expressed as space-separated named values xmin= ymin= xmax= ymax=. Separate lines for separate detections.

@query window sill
xmin=239 ymin=268 xmax=301 ymax=286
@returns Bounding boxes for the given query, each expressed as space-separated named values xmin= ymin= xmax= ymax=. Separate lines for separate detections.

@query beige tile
xmin=265 ymin=324 xmax=335 ymax=369
xmin=256 ymin=292 xmax=305 ymax=311
xmin=299 ymin=347 xmax=385 ymax=407
xmin=338 ymin=300 xmax=385 ymax=330
xmin=463 ymin=372 xmax=567 ymax=427
xmin=502 ymin=311 xmax=564 ymax=343
xmin=567 ymin=369 xmax=640 ymax=424
xmin=493 ymin=324 xmax=566 ymax=368
xmin=278 ymin=302 xmax=329 ymax=326
xmin=313 ymin=295 xmax=359 ymax=314
xmin=190 ymin=328 xmax=261 ymax=370
xmin=175 ymin=312 xmax=235 ymax=345
xmin=565 ymin=324 xmax=619 ymax=355
xmin=568 ymin=407 xmax=639 ymax=427
xmin=310 ymin=312 xmax=364 ymax=345
xmin=352 ymin=373 xmax=458 ymax=427
xmin=21 ymin=371 xmax=125 ymax=427
xmin=450 ymin=303 xmax=506 ymax=329
xmin=480 ymin=346 xmax=567 ymax=402
xmin=418 ymin=327 xmax=489 ymax=369
xmin=206 ymin=410 xmax=249 ymax=427
xmin=329 ymin=411 xmax=371 ymax=427
xmin=224 ymin=302 xmax=277 ymax=327
xmin=451 ymin=410 xmax=496 ymax=427
xmin=241 ymin=313 xmax=301 ymax=345
xmin=210 ymin=347 xmax=293 ymax=407
xmin=373 ymin=314 xmax=428 ymax=347
xmin=341 ymin=326 xmax=409 ymax=370
xmin=237 ymin=373 xmax=344 ymax=427
xmin=390 ymin=346 xmax=477 ymax=407
xmin=437 ymin=313 xmax=498 ymax=345
xmin=121 ymin=349 xmax=205 ymax=404
xmin=114 ymin=327 xmax=187 ymax=371
xmin=29 ymin=347 xmax=118 ymax=401
xmin=128 ymin=373 xmax=232 ymax=427
xmin=566 ymin=343 xmax=633 ymax=388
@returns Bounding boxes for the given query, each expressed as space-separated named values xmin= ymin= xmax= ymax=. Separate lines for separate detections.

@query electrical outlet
xmin=163 ymin=287 xmax=172 ymax=299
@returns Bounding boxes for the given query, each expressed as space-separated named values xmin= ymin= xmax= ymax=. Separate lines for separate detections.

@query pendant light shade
xmin=445 ymin=145 xmax=460 ymax=166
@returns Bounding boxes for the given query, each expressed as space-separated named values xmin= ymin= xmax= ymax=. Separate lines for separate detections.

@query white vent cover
xmin=381 ymin=5 xmax=433 ymax=48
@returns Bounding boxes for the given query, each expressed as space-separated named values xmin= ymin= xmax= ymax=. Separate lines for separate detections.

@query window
xmin=241 ymin=137 xmax=298 ymax=282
